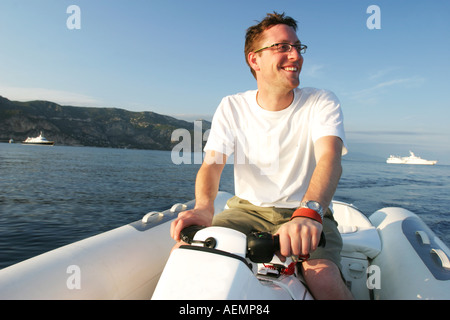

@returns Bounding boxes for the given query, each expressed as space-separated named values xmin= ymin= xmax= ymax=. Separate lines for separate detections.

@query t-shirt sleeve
xmin=311 ymin=90 xmax=348 ymax=155
xmin=204 ymin=98 xmax=235 ymax=156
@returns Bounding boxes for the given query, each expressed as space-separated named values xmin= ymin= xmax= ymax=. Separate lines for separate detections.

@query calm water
xmin=1 ymin=143 xmax=449 ymax=269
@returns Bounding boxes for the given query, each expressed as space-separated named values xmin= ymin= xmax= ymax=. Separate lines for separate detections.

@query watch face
xmin=307 ymin=201 xmax=320 ymax=210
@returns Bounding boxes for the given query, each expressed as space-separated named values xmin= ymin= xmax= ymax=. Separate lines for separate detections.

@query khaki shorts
xmin=212 ymin=196 xmax=343 ymax=269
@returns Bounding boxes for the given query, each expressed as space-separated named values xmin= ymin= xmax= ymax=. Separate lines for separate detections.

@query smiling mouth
xmin=282 ymin=67 xmax=298 ymax=72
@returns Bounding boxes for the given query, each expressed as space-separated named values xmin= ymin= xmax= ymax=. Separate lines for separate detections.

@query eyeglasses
xmin=254 ymin=43 xmax=307 ymax=54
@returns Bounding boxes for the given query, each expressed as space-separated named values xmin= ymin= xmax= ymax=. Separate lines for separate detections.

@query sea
xmin=1 ymin=143 xmax=449 ymax=270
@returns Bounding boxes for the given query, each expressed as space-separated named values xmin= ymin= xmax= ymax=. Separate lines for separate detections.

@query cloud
xmin=367 ymin=67 xmax=400 ymax=81
xmin=302 ymin=64 xmax=325 ymax=78
xmin=0 ymin=85 xmax=102 ymax=107
xmin=346 ymin=76 xmax=425 ymax=103
xmin=346 ymin=129 xmax=443 ymax=147
xmin=347 ymin=130 xmax=429 ymax=136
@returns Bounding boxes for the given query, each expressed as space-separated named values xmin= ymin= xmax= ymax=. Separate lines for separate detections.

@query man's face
xmin=254 ymin=24 xmax=304 ymax=91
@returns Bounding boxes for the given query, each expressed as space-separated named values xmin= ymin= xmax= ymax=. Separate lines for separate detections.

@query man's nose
xmin=288 ymin=48 xmax=303 ymax=61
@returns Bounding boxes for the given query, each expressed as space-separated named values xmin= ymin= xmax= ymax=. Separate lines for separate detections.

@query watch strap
xmin=290 ymin=207 xmax=323 ymax=224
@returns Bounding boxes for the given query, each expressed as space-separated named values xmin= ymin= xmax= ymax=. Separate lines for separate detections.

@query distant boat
xmin=22 ymin=132 xmax=55 ymax=146
xmin=387 ymin=151 xmax=437 ymax=165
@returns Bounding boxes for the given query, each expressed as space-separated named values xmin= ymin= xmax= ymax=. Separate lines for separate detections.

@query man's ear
xmin=247 ymin=51 xmax=260 ymax=73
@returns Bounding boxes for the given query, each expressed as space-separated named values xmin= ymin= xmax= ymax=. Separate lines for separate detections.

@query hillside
xmin=0 ymin=96 xmax=210 ymax=150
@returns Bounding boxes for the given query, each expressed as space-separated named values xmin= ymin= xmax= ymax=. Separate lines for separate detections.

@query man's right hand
xmin=170 ymin=206 xmax=214 ymax=242
xmin=170 ymin=150 xmax=227 ymax=242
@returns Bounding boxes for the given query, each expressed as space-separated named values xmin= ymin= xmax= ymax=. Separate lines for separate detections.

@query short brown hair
xmin=245 ymin=12 xmax=298 ymax=78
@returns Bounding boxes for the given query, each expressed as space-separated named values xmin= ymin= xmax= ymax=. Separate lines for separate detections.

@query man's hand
xmin=170 ymin=206 xmax=214 ymax=242
xmin=170 ymin=150 xmax=227 ymax=243
xmin=275 ymin=217 xmax=323 ymax=261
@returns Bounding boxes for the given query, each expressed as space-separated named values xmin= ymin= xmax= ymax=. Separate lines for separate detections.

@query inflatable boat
xmin=0 ymin=191 xmax=449 ymax=300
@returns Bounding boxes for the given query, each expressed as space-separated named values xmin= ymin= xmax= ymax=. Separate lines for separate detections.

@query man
xmin=170 ymin=12 xmax=353 ymax=300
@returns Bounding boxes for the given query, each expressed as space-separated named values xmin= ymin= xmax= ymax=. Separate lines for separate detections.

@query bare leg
xmin=301 ymin=259 xmax=354 ymax=300
xmin=170 ymin=241 xmax=189 ymax=253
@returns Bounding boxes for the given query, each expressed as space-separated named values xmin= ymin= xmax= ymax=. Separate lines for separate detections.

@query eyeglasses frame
xmin=253 ymin=43 xmax=307 ymax=55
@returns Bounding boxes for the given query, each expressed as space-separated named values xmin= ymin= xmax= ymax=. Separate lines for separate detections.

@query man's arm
xmin=303 ymin=135 xmax=343 ymax=213
xmin=170 ymin=150 xmax=227 ymax=242
xmin=275 ymin=135 xmax=343 ymax=258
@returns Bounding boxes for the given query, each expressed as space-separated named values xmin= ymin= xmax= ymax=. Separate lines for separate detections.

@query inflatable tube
xmin=0 ymin=208 xmax=182 ymax=299
xmin=0 ymin=192 xmax=233 ymax=300
xmin=370 ymin=207 xmax=450 ymax=300
xmin=2 ymin=191 xmax=449 ymax=300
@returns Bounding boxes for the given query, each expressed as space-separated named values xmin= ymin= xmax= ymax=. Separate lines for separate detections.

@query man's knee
xmin=301 ymin=259 xmax=353 ymax=300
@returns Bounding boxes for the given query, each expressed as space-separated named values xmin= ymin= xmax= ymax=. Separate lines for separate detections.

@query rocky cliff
xmin=0 ymin=96 xmax=210 ymax=150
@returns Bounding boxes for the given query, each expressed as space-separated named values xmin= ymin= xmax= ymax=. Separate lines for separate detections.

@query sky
xmin=0 ymin=0 xmax=449 ymax=163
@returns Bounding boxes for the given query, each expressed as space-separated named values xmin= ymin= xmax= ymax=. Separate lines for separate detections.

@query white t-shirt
xmin=204 ymin=87 xmax=347 ymax=208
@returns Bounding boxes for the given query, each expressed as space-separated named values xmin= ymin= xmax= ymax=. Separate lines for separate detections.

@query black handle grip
xmin=180 ymin=225 xmax=205 ymax=244
xmin=247 ymin=232 xmax=326 ymax=263
xmin=180 ymin=226 xmax=326 ymax=263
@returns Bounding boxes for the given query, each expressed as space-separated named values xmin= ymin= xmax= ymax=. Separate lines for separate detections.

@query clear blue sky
xmin=1 ymin=0 xmax=449 ymax=163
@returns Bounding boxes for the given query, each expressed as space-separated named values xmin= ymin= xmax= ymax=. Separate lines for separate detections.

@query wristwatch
xmin=300 ymin=201 xmax=324 ymax=220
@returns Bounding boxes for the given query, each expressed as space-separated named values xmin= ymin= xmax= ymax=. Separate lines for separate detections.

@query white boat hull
xmin=370 ymin=207 xmax=450 ymax=299
xmin=387 ymin=151 xmax=437 ymax=165
xmin=151 ymin=226 xmax=314 ymax=300
xmin=387 ymin=159 xmax=437 ymax=165
xmin=0 ymin=191 xmax=449 ymax=300
xmin=0 ymin=199 xmax=198 ymax=300
xmin=22 ymin=132 xmax=54 ymax=146
xmin=0 ymin=213 xmax=175 ymax=299
xmin=21 ymin=141 xmax=55 ymax=146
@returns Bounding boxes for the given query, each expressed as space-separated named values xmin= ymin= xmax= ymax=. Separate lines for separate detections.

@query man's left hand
xmin=275 ymin=217 xmax=323 ymax=261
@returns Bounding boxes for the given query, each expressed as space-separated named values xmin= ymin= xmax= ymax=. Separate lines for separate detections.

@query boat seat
xmin=338 ymin=226 xmax=381 ymax=259
xmin=332 ymin=201 xmax=382 ymax=259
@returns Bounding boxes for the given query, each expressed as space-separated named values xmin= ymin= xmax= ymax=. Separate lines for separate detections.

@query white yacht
xmin=387 ymin=151 xmax=437 ymax=165
xmin=22 ymin=132 xmax=55 ymax=146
